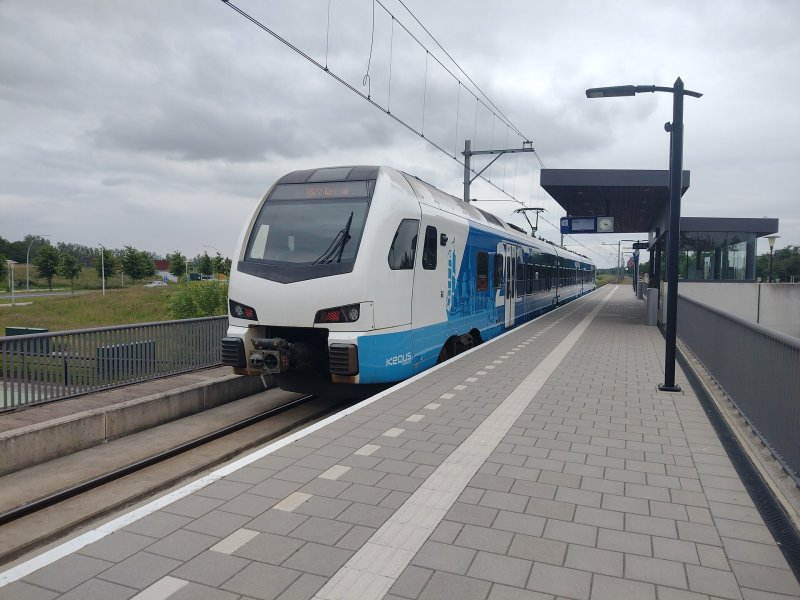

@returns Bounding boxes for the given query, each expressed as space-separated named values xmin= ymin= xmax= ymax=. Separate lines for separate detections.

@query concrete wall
xmin=673 ymin=282 xmax=800 ymax=338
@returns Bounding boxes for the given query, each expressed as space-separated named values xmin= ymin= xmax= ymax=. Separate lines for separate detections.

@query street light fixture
xmin=26 ymin=235 xmax=50 ymax=290
xmin=99 ymin=243 xmax=106 ymax=297
xmin=587 ymin=78 xmax=702 ymax=392
xmin=766 ymin=235 xmax=780 ymax=283
xmin=6 ymin=260 xmax=18 ymax=306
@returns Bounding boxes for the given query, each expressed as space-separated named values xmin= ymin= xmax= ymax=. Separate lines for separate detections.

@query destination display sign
xmin=560 ymin=216 xmax=596 ymax=234
xmin=270 ymin=181 xmax=370 ymax=200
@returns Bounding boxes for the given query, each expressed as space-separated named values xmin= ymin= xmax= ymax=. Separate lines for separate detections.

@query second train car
xmin=222 ymin=165 xmax=595 ymax=395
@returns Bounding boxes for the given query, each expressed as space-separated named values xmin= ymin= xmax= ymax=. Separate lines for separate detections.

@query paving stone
xmin=124 ymin=511 xmax=192 ymax=539
xmin=597 ymin=528 xmax=652 ymax=557
xmin=543 ymin=519 xmax=597 ymax=546
xmin=171 ymin=551 xmax=250 ymax=587
xmin=336 ymin=501 xmax=394 ymax=528
xmin=293 ymin=494 xmax=351 ymax=519
xmin=508 ymin=534 xmax=567 ymax=565
xmin=274 ymin=573 xmax=328 ymax=600
xmin=565 ymin=544 xmax=623 ymax=576
xmin=590 ymin=574 xmax=656 ymax=600
xmin=412 ymin=540 xmax=476 ymax=575
xmin=249 ymin=478 xmax=304 ymax=499
xmin=653 ymin=536 xmax=700 ymax=565
xmin=525 ymin=497 xmax=575 ymax=520
xmin=231 ymin=531 xmax=304 ymax=564
xmin=493 ymin=510 xmax=546 ymax=537
xmin=79 ymin=530 xmax=156 ymax=563
xmin=221 ymin=562 xmax=301 ymax=600
xmin=654 ymin=586 xmax=711 ymax=600
xmin=696 ymin=544 xmax=729 ymax=571
xmin=333 ymin=524 xmax=375 ymax=551
xmin=196 ymin=479 xmax=253 ymax=500
xmin=467 ymin=550 xmax=532 ymax=587
xmin=479 ymin=489 xmax=530 ymax=512
xmin=574 ymin=505 xmax=624 ymax=530
xmin=488 ymin=583 xmax=555 ymax=600
xmin=98 ymin=552 xmax=181 ymax=590
xmin=23 ymin=554 xmax=114 ymax=594
xmin=169 ymin=581 xmax=240 ymax=600
xmin=446 ymin=501 xmax=499 ymax=527
xmin=184 ymin=509 xmax=250 ymax=538
xmin=510 ymin=479 xmax=558 ymax=500
xmin=418 ymin=571 xmax=491 ymax=600
xmin=389 ymin=565 xmax=433 ymax=599
xmin=0 ymin=581 xmax=59 ymax=600
xmin=56 ymin=578 xmax=136 ymax=600
xmin=282 ymin=542 xmax=352 ymax=577
xmin=287 ymin=516 xmax=352 ymax=545
xmin=686 ymin=565 xmax=743 ymax=599
xmin=727 ymin=561 xmax=800 ymax=596
xmin=677 ymin=521 xmax=723 ymax=546
xmin=626 ymin=513 xmax=677 ymax=538
xmin=625 ymin=554 xmax=687 ymax=588
xmin=146 ymin=529 xmax=219 ymax=561
xmin=162 ymin=494 xmax=226 ymax=518
xmin=247 ymin=509 xmax=308 ymax=535
xmin=527 ymin=562 xmax=591 ymax=599
xmin=455 ymin=523 xmax=513 ymax=554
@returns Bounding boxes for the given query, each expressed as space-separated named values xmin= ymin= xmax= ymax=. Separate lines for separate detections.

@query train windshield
xmin=245 ymin=182 xmax=371 ymax=266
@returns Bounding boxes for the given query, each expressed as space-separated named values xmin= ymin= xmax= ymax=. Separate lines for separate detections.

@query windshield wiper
xmin=312 ymin=211 xmax=354 ymax=264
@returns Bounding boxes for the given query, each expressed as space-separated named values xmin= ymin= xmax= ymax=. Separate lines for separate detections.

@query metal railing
xmin=1 ymin=316 xmax=227 ymax=411
xmin=677 ymin=294 xmax=800 ymax=483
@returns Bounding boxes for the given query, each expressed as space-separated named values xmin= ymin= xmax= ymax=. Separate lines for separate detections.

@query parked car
xmin=144 ymin=280 xmax=167 ymax=287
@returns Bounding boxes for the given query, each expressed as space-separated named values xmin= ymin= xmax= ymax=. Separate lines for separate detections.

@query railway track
xmin=0 ymin=390 xmax=355 ymax=565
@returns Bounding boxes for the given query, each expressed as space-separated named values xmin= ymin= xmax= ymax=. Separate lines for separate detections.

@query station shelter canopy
xmin=540 ymin=169 xmax=689 ymax=234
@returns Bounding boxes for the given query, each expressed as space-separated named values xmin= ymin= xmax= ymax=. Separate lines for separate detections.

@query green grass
xmin=1 ymin=286 xmax=175 ymax=333
xmin=7 ymin=262 xmax=128 ymax=292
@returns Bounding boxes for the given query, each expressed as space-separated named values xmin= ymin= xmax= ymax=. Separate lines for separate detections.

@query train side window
xmin=388 ymin=219 xmax=419 ymax=270
xmin=422 ymin=226 xmax=437 ymax=270
xmin=476 ymin=251 xmax=489 ymax=290
xmin=493 ymin=254 xmax=503 ymax=288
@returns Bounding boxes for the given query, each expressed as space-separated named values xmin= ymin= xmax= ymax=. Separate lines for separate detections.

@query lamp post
xmin=26 ymin=235 xmax=50 ymax=290
xmin=6 ymin=260 xmax=18 ymax=306
xmin=766 ymin=235 xmax=780 ymax=283
xmin=586 ymin=78 xmax=702 ymax=392
xmin=99 ymin=243 xmax=106 ymax=297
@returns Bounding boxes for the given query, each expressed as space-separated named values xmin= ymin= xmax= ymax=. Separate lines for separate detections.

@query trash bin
xmin=646 ymin=288 xmax=658 ymax=325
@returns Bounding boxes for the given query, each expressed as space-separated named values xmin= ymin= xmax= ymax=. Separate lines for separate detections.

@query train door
xmin=411 ymin=210 xmax=449 ymax=368
xmin=504 ymin=243 xmax=518 ymax=328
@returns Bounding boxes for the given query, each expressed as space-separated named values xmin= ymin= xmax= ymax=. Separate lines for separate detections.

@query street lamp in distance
xmin=26 ymin=235 xmax=50 ymax=291
xmin=99 ymin=243 xmax=106 ymax=297
xmin=766 ymin=235 xmax=780 ymax=283
xmin=586 ymin=78 xmax=702 ymax=393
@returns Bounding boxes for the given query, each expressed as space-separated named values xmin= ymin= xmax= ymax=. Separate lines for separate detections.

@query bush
xmin=167 ymin=281 xmax=228 ymax=319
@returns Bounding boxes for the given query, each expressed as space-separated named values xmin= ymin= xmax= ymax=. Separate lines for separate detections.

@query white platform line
xmin=210 ymin=528 xmax=260 ymax=554
xmin=273 ymin=492 xmax=312 ymax=512
xmin=130 ymin=576 xmax=188 ymax=600
xmin=319 ymin=465 xmax=350 ymax=480
xmin=312 ymin=287 xmax=616 ymax=600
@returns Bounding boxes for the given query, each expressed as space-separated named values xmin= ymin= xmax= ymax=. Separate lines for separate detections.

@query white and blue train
xmin=222 ymin=165 xmax=595 ymax=395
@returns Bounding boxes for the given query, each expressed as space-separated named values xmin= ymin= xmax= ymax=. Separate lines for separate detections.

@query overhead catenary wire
xmin=217 ymin=1 xmax=609 ymax=261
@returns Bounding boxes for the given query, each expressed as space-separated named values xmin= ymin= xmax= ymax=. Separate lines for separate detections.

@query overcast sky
xmin=1 ymin=0 xmax=798 ymax=268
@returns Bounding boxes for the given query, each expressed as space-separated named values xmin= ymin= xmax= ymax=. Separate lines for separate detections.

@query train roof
xmin=275 ymin=165 xmax=593 ymax=267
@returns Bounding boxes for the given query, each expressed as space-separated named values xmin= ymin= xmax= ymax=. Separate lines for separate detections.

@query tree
xmin=58 ymin=253 xmax=83 ymax=294
xmin=168 ymin=251 xmax=187 ymax=279
xmin=756 ymin=246 xmax=800 ymax=282
xmin=120 ymin=246 xmax=154 ymax=283
xmin=95 ymin=247 xmax=117 ymax=280
xmin=197 ymin=252 xmax=212 ymax=278
xmin=35 ymin=244 xmax=61 ymax=290
xmin=212 ymin=254 xmax=232 ymax=277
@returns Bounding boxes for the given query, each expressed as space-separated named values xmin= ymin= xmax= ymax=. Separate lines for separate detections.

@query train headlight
xmin=315 ymin=303 xmax=360 ymax=324
xmin=229 ymin=300 xmax=258 ymax=321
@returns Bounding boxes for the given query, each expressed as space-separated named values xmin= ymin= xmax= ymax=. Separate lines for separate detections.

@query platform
xmin=1 ymin=286 xmax=798 ymax=599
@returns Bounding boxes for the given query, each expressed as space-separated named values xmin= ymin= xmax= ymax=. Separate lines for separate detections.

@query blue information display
xmin=560 ymin=217 xmax=597 ymax=234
